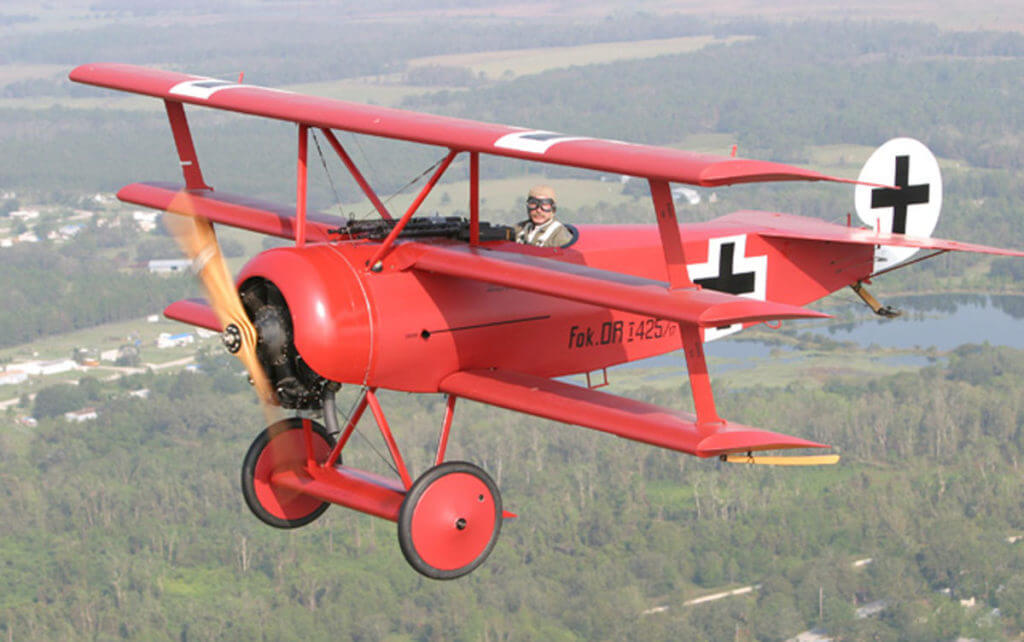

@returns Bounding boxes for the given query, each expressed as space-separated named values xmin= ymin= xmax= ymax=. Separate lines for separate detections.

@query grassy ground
xmin=407 ymin=35 xmax=750 ymax=81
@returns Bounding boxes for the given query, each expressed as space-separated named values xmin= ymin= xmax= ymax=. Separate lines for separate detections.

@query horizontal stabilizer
xmin=407 ymin=244 xmax=829 ymax=327
xmin=439 ymin=369 xmax=829 ymax=457
xmin=718 ymin=210 xmax=1024 ymax=258
xmin=119 ymin=182 xmax=339 ymax=241
xmin=165 ymin=297 xmax=220 ymax=331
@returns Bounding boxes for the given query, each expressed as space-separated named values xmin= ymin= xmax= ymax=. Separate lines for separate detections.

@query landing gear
xmin=239 ymin=390 xmax=508 ymax=579
xmin=398 ymin=462 xmax=503 ymax=580
xmin=241 ymin=417 xmax=335 ymax=528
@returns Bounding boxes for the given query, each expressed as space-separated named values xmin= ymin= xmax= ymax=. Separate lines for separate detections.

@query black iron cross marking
xmin=870 ymin=155 xmax=930 ymax=235
xmin=694 ymin=242 xmax=756 ymax=295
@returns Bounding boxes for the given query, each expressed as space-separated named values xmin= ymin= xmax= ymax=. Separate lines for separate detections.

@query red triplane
xmin=71 ymin=64 xmax=1023 ymax=579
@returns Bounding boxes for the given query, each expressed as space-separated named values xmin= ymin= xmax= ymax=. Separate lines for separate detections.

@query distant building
xmin=128 ymin=388 xmax=150 ymax=399
xmin=13 ymin=359 xmax=79 ymax=376
xmin=133 ymin=211 xmax=159 ymax=232
xmin=17 ymin=416 xmax=37 ymax=428
xmin=59 ymin=224 xmax=83 ymax=238
xmin=64 ymin=407 xmax=98 ymax=423
xmin=0 ymin=370 xmax=28 ymax=385
xmin=148 ymin=259 xmax=192 ymax=274
xmin=100 ymin=349 xmax=120 ymax=362
xmin=671 ymin=186 xmax=701 ymax=205
xmin=9 ymin=209 xmax=39 ymax=220
xmin=157 ymin=332 xmax=194 ymax=349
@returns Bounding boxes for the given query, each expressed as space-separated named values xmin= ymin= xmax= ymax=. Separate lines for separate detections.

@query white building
xmin=148 ymin=259 xmax=192 ymax=274
xmin=133 ymin=211 xmax=159 ymax=232
xmin=65 ymin=407 xmax=98 ymax=423
xmin=671 ymin=186 xmax=701 ymax=205
xmin=14 ymin=359 xmax=78 ymax=376
xmin=157 ymin=332 xmax=194 ymax=349
xmin=9 ymin=209 xmax=39 ymax=220
xmin=38 ymin=359 xmax=78 ymax=376
xmin=0 ymin=369 xmax=27 ymax=385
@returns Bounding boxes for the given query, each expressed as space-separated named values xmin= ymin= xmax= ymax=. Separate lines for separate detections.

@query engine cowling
xmin=237 ymin=245 xmax=372 ymax=408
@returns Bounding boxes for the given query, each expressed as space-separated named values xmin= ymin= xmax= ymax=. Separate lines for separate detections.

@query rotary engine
xmin=231 ymin=278 xmax=332 ymax=410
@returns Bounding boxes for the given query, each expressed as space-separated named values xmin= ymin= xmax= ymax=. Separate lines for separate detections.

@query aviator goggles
xmin=527 ymin=197 xmax=555 ymax=211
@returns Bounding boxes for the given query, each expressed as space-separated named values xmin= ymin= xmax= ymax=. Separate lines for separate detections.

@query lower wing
xmin=439 ymin=368 xmax=829 ymax=458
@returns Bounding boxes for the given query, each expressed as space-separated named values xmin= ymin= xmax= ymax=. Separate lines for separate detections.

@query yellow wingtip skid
xmin=721 ymin=453 xmax=840 ymax=466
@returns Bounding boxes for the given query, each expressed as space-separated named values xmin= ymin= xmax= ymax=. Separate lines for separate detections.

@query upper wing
xmin=440 ymin=368 xmax=829 ymax=457
xmin=402 ymin=242 xmax=829 ymax=327
xmin=718 ymin=210 xmax=1024 ymax=257
xmin=71 ymin=63 xmax=872 ymax=188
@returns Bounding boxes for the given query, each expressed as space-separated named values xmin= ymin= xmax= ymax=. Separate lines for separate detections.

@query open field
xmin=407 ymin=35 xmax=750 ymax=80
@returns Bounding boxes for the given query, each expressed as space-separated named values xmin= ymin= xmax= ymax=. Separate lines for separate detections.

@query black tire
xmin=241 ymin=417 xmax=335 ymax=529
xmin=397 ymin=461 xmax=502 ymax=580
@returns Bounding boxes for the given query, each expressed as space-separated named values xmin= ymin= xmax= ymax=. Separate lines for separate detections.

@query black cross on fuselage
xmin=870 ymin=155 xmax=930 ymax=235
xmin=694 ymin=242 xmax=756 ymax=295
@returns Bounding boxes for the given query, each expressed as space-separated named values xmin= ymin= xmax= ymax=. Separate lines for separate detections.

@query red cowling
xmin=237 ymin=246 xmax=372 ymax=385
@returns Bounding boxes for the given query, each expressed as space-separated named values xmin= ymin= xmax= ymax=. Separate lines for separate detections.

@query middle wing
xmin=401 ymin=243 xmax=829 ymax=327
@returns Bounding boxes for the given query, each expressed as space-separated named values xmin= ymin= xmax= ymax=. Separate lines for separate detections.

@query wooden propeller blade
xmin=165 ymin=208 xmax=280 ymax=424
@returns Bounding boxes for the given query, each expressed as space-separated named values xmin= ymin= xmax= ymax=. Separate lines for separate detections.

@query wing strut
xmin=469 ymin=151 xmax=480 ymax=246
xmin=319 ymin=129 xmax=393 ymax=221
xmin=647 ymin=180 xmax=722 ymax=429
xmin=680 ymin=324 xmax=724 ymax=430
xmin=164 ymin=100 xmax=211 ymax=191
xmin=366 ymin=149 xmax=458 ymax=270
xmin=649 ymin=179 xmax=695 ymax=290
xmin=296 ymin=124 xmax=309 ymax=247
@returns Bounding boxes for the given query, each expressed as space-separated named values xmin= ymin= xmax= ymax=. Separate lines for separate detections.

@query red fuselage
xmin=237 ymin=217 xmax=873 ymax=392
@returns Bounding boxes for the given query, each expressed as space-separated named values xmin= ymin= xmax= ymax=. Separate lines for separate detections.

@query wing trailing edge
xmin=439 ymin=369 xmax=829 ymax=457
xmin=405 ymin=243 xmax=829 ymax=328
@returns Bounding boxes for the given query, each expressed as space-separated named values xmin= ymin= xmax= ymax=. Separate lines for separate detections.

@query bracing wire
xmin=311 ymin=130 xmax=345 ymax=218
xmin=312 ymin=128 xmax=450 ymax=224
xmin=359 ymin=154 xmax=449 ymax=220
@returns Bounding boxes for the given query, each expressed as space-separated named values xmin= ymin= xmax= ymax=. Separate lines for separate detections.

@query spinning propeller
xmin=165 ymin=211 xmax=281 ymax=425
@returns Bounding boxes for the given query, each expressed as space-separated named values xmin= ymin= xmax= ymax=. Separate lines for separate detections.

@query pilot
xmin=515 ymin=185 xmax=574 ymax=248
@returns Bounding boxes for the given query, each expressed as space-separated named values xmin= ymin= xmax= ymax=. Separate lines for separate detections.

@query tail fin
xmin=854 ymin=137 xmax=943 ymax=272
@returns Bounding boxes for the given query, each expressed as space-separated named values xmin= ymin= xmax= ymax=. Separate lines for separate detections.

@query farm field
xmin=407 ymin=35 xmax=750 ymax=80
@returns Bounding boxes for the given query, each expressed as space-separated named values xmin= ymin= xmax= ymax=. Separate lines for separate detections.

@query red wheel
xmin=397 ymin=461 xmax=502 ymax=580
xmin=241 ymin=417 xmax=335 ymax=529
